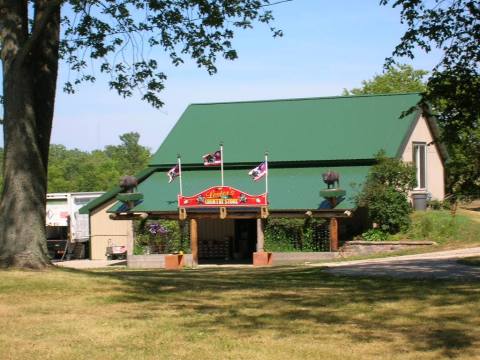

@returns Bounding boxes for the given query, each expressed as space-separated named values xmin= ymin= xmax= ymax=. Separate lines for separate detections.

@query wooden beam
xmin=190 ymin=218 xmax=198 ymax=266
xmin=109 ymin=209 xmax=353 ymax=221
xmin=329 ymin=217 xmax=339 ymax=251
xmin=126 ymin=222 xmax=134 ymax=257
xmin=256 ymin=218 xmax=265 ymax=252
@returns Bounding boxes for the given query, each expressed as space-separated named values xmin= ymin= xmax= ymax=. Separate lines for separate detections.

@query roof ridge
xmin=188 ymin=92 xmax=422 ymax=106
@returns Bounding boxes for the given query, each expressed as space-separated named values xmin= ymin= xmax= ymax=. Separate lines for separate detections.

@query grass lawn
xmin=1 ymin=267 xmax=479 ymax=360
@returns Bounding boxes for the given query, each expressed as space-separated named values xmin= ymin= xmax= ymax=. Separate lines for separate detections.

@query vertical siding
xmin=90 ymin=199 xmax=133 ymax=259
xmin=401 ymin=116 xmax=445 ymax=200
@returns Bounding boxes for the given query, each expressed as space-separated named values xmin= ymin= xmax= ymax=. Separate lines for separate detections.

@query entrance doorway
xmin=233 ymin=219 xmax=257 ymax=263
xmin=197 ymin=219 xmax=257 ymax=264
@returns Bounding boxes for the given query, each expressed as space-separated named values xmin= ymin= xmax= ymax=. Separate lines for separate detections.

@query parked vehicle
xmin=46 ymin=192 xmax=104 ymax=260
xmin=105 ymin=241 xmax=127 ymax=260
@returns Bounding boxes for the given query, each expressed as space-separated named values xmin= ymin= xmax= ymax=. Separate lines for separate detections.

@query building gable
xmin=401 ymin=115 xmax=445 ymax=200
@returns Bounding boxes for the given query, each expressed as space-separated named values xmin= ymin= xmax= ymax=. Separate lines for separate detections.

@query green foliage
xmin=104 ymin=132 xmax=151 ymax=176
xmin=134 ymin=219 xmax=189 ymax=254
xmin=361 ymin=229 xmax=389 ymax=242
xmin=357 ymin=151 xmax=416 ymax=234
xmin=264 ymin=218 xmax=328 ymax=252
xmin=381 ymin=0 xmax=480 ymax=200
xmin=61 ymin=0 xmax=281 ymax=108
xmin=343 ymin=64 xmax=427 ymax=96
xmin=427 ymin=199 xmax=450 ymax=211
xmin=404 ymin=210 xmax=480 ymax=245
xmin=47 ymin=132 xmax=151 ymax=193
xmin=444 ymin=127 xmax=480 ymax=200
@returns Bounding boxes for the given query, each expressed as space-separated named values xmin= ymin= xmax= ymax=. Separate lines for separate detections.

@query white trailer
xmin=46 ymin=192 xmax=104 ymax=259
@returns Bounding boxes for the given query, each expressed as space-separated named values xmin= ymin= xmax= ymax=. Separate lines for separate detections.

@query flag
xmin=248 ymin=162 xmax=267 ymax=181
xmin=203 ymin=150 xmax=222 ymax=166
xmin=167 ymin=164 xmax=179 ymax=183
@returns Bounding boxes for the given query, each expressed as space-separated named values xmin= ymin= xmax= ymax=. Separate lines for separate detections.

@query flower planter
xmin=164 ymin=254 xmax=185 ymax=270
xmin=253 ymin=252 xmax=273 ymax=266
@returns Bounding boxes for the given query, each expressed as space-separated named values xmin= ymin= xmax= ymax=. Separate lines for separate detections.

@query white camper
xmin=46 ymin=192 xmax=104 ymax=259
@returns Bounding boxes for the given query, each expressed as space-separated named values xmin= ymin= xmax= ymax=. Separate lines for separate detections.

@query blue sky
xmin=1 ymin=0 xmax=441 ymax=152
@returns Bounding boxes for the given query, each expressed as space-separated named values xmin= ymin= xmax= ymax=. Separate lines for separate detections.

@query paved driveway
xmin=54 ymin=259 xmax=126 ymax=269
xmin=313 ymin=247 xmax=480 ymax=280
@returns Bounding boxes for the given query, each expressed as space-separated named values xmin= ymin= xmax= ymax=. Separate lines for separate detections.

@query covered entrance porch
xmin=195 ymin=218 xmax=257 ymax=264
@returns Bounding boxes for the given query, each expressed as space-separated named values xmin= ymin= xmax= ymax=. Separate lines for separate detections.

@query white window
xmin=413 ymin=142 xmax=427 ymax=189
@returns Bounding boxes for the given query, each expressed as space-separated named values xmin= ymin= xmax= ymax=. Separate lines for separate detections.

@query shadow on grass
xmin=59 ymin=266 xmax=480 ymax=357
xmin=327 ymin=257 xmax=480 ymax=280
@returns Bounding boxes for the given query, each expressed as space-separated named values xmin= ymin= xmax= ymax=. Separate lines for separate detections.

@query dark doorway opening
xmin=233 ymin=219 xmax=257 ymax=263
xmin=197 ymin=219 xmax=257 ymax=264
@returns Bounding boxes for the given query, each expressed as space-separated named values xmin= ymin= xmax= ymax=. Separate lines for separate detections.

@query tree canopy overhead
xmin=61 ymin=0 xmax=284 ymax=108
xmin=382 ymin=0 xmax=480 ymax=199
xmin=0 ymin=0 xmax=284 ymax=268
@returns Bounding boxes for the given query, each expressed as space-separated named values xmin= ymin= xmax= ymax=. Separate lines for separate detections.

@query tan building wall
xmin=401 ymin=115 xmax=445 ymax=200
xmin=90 ymin=199 xmax=133 ymax=260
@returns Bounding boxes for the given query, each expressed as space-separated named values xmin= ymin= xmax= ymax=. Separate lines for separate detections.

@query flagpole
xmin=220 ymin=142 xmax=224 ymax=186
xmin=177 ymin=154 xmax=183 ymax=196
xmin=265 ymin=151 xmax=269 ymax=195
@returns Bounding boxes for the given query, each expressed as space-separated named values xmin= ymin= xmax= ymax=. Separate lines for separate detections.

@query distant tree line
xmin=0 ymin=132 xmax=150 ymax=194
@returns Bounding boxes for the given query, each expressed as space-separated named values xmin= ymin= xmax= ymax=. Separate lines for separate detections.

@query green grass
xmin=377 ymin=210 xmax=480 ymax=250
xmin=0 ymin=267 xmax=479 ymax=360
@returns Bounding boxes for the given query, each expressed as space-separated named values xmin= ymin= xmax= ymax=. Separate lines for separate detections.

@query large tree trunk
xmin=0 ymin=0 xmax=60 ymax=268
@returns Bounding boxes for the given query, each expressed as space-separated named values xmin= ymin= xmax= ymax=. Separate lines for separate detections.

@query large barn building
xmin=80 ymin=93 xmax=446 ymax=265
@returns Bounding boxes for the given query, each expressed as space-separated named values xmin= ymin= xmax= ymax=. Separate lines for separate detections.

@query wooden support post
xmin=256 ymin=218 xmax=265 ymax=252
xmin=190 ymin=218 xmax=198 ymax=266
xmin=219 ymin=207 xmax=227 ymax=219
xmin=329 ymin=217 xmax=339 ymax=251
xmin=126 ymin=221 xmax=134 ymax=257
xmin=179 ymin=207 xmax=187 ymax=220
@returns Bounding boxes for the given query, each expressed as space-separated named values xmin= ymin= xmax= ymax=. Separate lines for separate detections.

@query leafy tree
xmin=0 ymin=1 xmax=282 ymax=268
xmin=104 ymin=132 xmax=150 ymax=176
xmin=0 ymin=147 xmax=3 ymax=191
xmin=357 ymin=151 xmax=416 ymax=235
xmin=47 ymin=133 xmax=150 ymax=192
xmin=343 ymin=64 xmax=428 ymax=95
xmin=381 ymin=0 xmax=480 ymax=200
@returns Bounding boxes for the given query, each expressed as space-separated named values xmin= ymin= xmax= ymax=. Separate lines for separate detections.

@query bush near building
xmin=357 ymin=151 xmax=416 ymax=239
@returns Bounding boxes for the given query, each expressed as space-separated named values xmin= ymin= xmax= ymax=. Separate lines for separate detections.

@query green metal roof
xmin=150 ymin=93 xmax=421 ymax=166
xmin=108 ymin=165 xmax=371 ymax=213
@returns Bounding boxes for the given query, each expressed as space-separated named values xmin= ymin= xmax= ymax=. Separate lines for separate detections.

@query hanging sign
xmin=178 ymin=186 xmax=267 ymax=208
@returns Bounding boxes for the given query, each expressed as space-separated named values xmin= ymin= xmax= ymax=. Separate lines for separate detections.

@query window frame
xmin=412 ymin=141 xmax=427 ymax=190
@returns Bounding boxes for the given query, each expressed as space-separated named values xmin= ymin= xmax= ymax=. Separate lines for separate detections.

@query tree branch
xmin=15 ymin=0 xmax=63 ymax=66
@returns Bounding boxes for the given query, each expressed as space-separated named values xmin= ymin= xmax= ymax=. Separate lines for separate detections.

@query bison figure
xmin=119 ymin=175 xmax=138 ymax=193
xmin=322 ymin=171 xmax=340 ymax=189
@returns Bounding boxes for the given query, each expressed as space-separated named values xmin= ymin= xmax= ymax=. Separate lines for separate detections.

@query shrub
xmin=361 ymin=229 xmax=389 ymax=241
xmin=357 ymin=151 xmax=416 ymax=234
xmin=264 ymin=218 xmax=329 ymax=252
xmin=134 ymin=219 xmax=189 ymax=254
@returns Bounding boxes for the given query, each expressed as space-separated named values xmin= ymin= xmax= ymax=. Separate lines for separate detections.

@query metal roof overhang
xmin=107 ymin=165 xmax=371 ymax=215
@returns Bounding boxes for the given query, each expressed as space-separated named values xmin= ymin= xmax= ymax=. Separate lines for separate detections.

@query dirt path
xmin=312 ymin=247 xmax=480 ymax=280
xmin=54 ymin=259 xmax=126 ymax=269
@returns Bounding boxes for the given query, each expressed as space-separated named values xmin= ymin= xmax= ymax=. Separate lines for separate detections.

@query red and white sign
xmin=178 ymin=186 xmax=267 ymax=208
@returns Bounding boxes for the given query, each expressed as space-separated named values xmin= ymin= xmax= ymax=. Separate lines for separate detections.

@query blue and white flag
xmin=248 ymin=162 xmax=267 ymax=181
